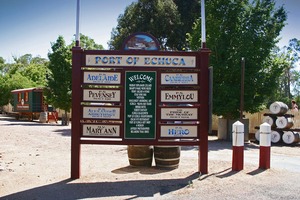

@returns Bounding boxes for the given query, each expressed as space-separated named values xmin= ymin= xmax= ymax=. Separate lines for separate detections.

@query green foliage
xmin=72 ymin=34 xmax=104 ymax=50
xmin=287 ymin=38 xmax=300 ymax=64
xmin=187 ymin=0 xmax=287 ymax=119
xmin=286 ymin=38 xmax=300 ymax=97
xmin=46 ymin=36 xmax=72 ymax=112
xmin=0 ymin=54 xmax=48 ymax=106
xmin=45 ymin=34 xmax=103 ymax=112
xmin=108 ymin=0 xmax=184 ymax=50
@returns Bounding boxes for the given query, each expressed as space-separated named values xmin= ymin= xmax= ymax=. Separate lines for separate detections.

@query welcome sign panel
xmin=125 ymin=71 xmax=156 ymax=139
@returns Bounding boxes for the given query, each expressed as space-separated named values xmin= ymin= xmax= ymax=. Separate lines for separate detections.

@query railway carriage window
xmin=18 ymin=93 xmax=21 ymax=102
xmin=25 ymin=92 xmax=28 ymax=102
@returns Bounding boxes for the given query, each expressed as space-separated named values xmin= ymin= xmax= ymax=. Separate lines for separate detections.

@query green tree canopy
xmin=45 ymin=34 xmax=104 ymax=112
xmin=187 ymin=0 xmax=287 ymax=119
xmin=0 ymin=54 xmax=48 ymax=106
xmin=284 ymin=38 xmax=300 ymax=99
xmin=108 ymin=0 xmax=184 ymax=50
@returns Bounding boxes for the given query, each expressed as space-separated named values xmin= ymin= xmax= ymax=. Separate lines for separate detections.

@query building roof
xmin=11 ymin=87 xmax=44 ymax=93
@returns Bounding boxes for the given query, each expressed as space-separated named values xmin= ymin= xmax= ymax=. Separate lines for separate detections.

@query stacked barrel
xmin=256 ymin=101 xmax=300 ymax=145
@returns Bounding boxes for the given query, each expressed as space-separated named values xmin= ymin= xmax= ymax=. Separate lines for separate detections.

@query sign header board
xmin=86 ymin=55 xmax=196 ymax=68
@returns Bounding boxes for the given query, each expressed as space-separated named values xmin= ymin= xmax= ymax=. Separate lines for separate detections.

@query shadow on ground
xmin=1 ymin=173 xmax=199 ymax=200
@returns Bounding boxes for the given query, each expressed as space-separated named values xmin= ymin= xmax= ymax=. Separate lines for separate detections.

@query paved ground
xmin=0 ymin=114 xmax=300 ymax=200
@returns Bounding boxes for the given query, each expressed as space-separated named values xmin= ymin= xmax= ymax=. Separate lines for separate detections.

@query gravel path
xmin=1 ymin=114 xmax=300 ymax=200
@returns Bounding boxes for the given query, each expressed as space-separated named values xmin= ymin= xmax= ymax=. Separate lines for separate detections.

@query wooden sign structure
xmin=71 ymin=33 xmax=210 ymax=179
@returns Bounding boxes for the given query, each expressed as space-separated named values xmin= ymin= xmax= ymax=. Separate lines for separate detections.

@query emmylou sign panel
xmin=161 ymin=108 xmax=198 ymax=120
xmin=161 ymin=90 xmax=198 ymax=102
xmin=83 ymin=89 xmax=121 ymax=102
xmin=160 ymin=125 xmax=198 ymax=138
xmin=83 ymin=107 xmax=120 ymax=119
xmin=125 ymin=71 xmax=156 ymax=139
xmin=82 ymin=124 xmax=120 ymax=137
xmin=86 ymin=55 xmax=196 ymax=68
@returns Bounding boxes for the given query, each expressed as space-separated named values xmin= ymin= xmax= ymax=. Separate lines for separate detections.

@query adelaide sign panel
xmin=83 ymin=71 xmax=121 ymax=84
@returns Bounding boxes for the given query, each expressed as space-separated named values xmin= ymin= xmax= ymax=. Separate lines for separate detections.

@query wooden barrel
xmin=39 ymin=112 xmax=48 ymax=123
xmin=275 ymin=117 xmax=294 ymax=129
xmin=282 ymin=131 xmax=300 ymax=144
xmin=262 ymin=116 xmax=276 ymax=127
xmin=127 ymin=145 xmax=153 ymax=167
xmin=271 ymin=130 xmax=282 ymax=143
xmin=154 ymin=146 xmax=180 ymax=168
xmin=269 ymin=101 xmax=288 ymax=115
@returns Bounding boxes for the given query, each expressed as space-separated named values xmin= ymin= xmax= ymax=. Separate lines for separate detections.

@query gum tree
xmin=187 ymin=0 xmax=287 ymax=119
xmin=46 ymin=34 xmax=103 ymax=123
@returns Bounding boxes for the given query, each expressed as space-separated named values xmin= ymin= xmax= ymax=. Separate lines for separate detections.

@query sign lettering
xmin=82 ymin=124 xmax=120 ymax=137
xmin=83 ymin=72 xmax=121 ymax=84
xmin=83 ymin=107 xmax=120 ymax=119
xmin=86 ymin=55 xmax=196 ymax=68
xmin=160 ymin=125 xmax=198 ymax=138
xmin=161 ymin=108 xmax=198 ymax=120
xmin=125 ymin=71 xmax=156 ymax=139
xmin=83 ymin=89 xmax=120 ymax=102
xmin=161 ymin=73 xmax=198 ymax=85
xmin=161 ymin=90 xmax=198 ymax=102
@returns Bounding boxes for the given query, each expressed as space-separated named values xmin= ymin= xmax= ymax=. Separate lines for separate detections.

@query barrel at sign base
xmin=154 ymin=146 xmax=180 ymax=168
xmin=127 ymin=145 xmax=153 ymax=167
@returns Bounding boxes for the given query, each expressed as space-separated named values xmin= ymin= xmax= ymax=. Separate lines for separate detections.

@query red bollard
xmin=259 ymin=122 xmax=271 ymax=169
xmin=232 ymin=121 xmax=244 ymax=171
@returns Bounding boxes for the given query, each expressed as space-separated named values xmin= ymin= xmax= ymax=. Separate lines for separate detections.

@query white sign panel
xmin=161 ymin=90 xmax=198 ymax=102
xmin=86 ymin=55 xmax=196 ymax=68
xmin=83 ymin=107 xmax=120 ymax=119
xmin=160 ymin=125 xmax=198 ymax=137
xmin=161 ymin=73 xmax=198 ymax=85
xmin=82 ymin=124 xmax=120 ymax=137
xmin=83 ymin=89 xmax=121 ymax=102
xmin=161 ymin=108 xmax=198 ymax=120
xmin=83 ymin=72 xmax=121 ymax=84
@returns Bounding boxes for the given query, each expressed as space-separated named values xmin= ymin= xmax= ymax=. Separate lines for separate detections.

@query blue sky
xmin=0 ymin=0 xmax=299 ymax=62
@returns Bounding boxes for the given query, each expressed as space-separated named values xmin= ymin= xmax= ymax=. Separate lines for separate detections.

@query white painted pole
xmin=232 ymin=121 xmax=244 ymax=147
xmin=259 ymin=122 xmax=271 ymax=169
xmin=201 ymin=0 xmax=206 ymax=47
xmin=232 ymin=121 xmax=244 ymax=171
xmin=259 ymin=122 xmax=271 ymax=147
xmin=75 ymin=0 xmax=80 ymax=46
